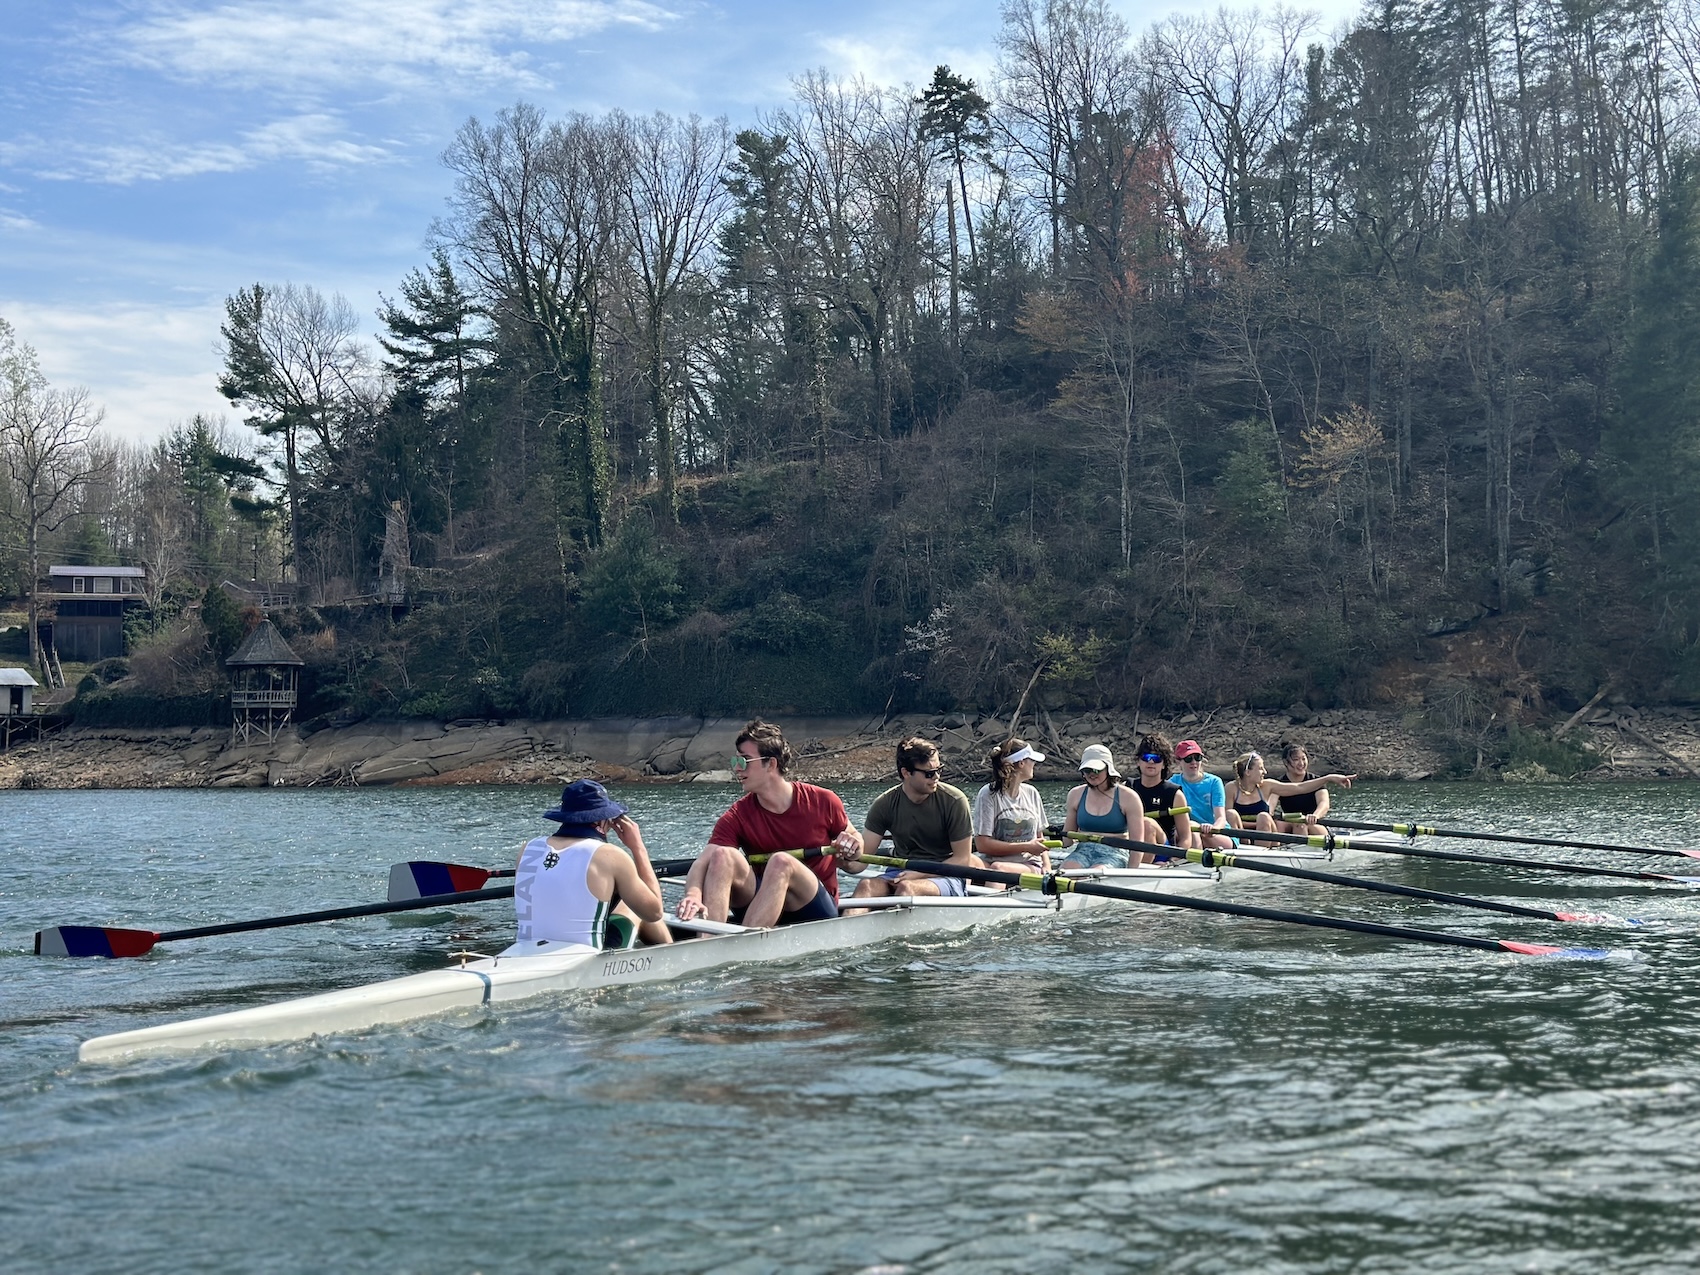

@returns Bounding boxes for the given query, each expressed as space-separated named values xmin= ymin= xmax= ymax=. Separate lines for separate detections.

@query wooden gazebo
xmin=226 ymin=619 xmax=304 ymax=745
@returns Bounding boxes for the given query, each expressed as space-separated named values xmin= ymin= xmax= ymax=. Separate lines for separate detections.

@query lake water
xmin=5 ymin=781 xmax=1700 ymax=1273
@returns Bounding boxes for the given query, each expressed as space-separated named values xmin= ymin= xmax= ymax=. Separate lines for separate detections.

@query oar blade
xmin=1498 ymin=940 xmax=1615 ymax=959
xmin=35 ymin=925 xmax=160 ymax=959
xmin=387 ymin=861 xmax=495 ymax=903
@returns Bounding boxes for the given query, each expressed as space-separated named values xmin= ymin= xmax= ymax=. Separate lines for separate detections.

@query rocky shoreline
xmin=4 ymin=701 xmax=1699 ymax=790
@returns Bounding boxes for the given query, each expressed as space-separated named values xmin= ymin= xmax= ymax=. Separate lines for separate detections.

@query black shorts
xmin=731 ymin=879 xmax=839 ymax=926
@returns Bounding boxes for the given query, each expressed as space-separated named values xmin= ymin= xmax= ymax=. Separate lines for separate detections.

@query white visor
xmin=1005 ymin=745 xmax=1044 ymax=765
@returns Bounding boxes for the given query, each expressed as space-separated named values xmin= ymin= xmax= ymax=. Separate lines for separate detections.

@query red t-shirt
xmin=709 ymin=781 xmax=849 ymax=894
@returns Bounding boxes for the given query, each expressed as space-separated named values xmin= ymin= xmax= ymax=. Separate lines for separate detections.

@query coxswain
xmin=509 ymin=780 xmax=668 ymax=952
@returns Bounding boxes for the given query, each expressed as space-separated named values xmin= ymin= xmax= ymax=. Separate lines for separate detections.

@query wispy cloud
xmin=2 ymin=113 xmax=393 ymax=185
xmin=120 ymin=0 xmax=680 ymax=95
xmin=813 ymin=34 xmax=992 ymax=93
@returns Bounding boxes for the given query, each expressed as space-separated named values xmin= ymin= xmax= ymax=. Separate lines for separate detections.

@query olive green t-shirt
xmin=863 ymin=782 xmax=973 ymax=862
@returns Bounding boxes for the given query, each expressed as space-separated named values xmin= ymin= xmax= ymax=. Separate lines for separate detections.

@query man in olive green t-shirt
xmin=845 ymin=737 xmax=975 ymax=907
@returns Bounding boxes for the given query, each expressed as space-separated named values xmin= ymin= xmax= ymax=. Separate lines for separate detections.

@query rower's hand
xmin=1330 ymin=774 xmax=1357 ymax=789
xmin=609 ymin=814 xmax=646 ymax=852
xmin=832 ymin=830 xmax=864 ymax=861
xmin=676 ymin=891 xmax=705 ymax=921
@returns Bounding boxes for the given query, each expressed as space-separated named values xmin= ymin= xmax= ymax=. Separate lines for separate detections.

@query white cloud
xmin=813 ymin=35 xmax=993 ymax=94
xmin=3 ymin=113 xmax=393 ymax=185
xmin=119 ymin=0 xmax=679 ymax=95
xmin=0 ymin=299 xmax=237 ymax=443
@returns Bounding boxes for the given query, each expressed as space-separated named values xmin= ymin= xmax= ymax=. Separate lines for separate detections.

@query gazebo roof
xmin=225 ymin=619 xmax=304 ymax=667
xmin=0 ymin=667 xmax=40 ymax=687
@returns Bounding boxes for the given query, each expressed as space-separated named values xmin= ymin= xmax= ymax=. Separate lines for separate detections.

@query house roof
xmin=49 ymin=565 xmax=146 ymax=577
xmin=0 ymin=667 xmax=40 ymax=687
xmin=225 ymin=619 xmax=305 ymax=667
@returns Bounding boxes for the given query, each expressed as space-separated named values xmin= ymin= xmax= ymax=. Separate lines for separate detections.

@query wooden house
xmin=43 ymin=565 xmax=148 ymax=662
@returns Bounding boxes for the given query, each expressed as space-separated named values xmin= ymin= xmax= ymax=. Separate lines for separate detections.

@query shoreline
xmin=3 ymin=703 xmax=1699 ymax=790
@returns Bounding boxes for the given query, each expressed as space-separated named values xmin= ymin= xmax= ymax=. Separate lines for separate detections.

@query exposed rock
xmin=3 ymin=702 xmax=1697 ymax=789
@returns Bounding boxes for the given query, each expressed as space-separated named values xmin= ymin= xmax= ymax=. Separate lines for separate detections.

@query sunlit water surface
xmin=5 ymin=782 xmax=1700 ymax=1273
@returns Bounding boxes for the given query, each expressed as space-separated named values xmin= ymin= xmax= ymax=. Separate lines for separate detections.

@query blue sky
xmin=1 ymin=0 xmax=1357 ymax=443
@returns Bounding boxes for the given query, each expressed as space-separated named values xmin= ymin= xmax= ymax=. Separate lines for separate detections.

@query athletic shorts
xmin=731 ymin=879 xmax=839 ymax=926
xmin=1061 ymin=843 xmax=1128 ymax=870
xmin=878 ymin=866 xmax=968 ymax=897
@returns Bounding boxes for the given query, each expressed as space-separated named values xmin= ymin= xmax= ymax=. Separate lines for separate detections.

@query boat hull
xmin=76 ymin=847 xmax=1383 ymax=1064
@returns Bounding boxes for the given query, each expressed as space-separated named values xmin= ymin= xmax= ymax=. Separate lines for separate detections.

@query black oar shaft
xmin=1187 ymin=825 xmax=1687 ymax=882
xmin=1068 ymin=832 xmax=1569 ymax=920
xmin=1324 ymin=816 xmax=1694 ymax=861
xmin=157 ymin=885 xmax=516 ymax=943
xmin=858 ymin=855 xmax=1502 ymax=952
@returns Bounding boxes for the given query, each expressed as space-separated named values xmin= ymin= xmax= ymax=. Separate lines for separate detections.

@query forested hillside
xmin=7 ymin=0 xmax=1700 ymax=750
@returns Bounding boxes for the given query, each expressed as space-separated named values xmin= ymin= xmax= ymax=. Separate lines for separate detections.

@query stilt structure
xmin=227 ymin=620 xmax=304 ymax=746
xmin=2 ymin=666 xmax=42 ymax=750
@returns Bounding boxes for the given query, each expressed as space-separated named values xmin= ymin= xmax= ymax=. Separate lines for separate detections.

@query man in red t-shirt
xmin=677 ymin=719 xmax=861 ymax=927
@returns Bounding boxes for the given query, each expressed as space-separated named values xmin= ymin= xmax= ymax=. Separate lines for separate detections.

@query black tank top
xmin=1281 ymin=773 xmax=1319 ymax=817
xmin=1131 ymin=779 xmax=1183 ymax=843
xmin=1231 ymin=785 xmax=1270 ymax=817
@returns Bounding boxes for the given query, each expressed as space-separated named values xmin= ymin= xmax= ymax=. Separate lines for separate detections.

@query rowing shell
xmin=76 ymin=848 xmax=1353 ymax=1065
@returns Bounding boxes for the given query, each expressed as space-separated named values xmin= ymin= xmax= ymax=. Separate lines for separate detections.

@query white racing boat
xmin=77 ymin=855 xmax=1292 ymax=1064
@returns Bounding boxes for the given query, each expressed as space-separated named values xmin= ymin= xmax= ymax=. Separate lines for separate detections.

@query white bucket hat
xmin=1078 ymin=743 xmax=1120 ymax=777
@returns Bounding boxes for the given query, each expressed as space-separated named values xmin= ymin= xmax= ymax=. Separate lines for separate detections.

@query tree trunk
xmin=944 ymin=180 xmax=960 ymax=345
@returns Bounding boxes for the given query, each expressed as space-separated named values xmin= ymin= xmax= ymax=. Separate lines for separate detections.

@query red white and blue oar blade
xmin=387 ymin=861 xmax=501 ymax=903
xmin=1499 ymin=940 xmax=1616 ymax=959
xmin=35 ymin=925 xmax=161 ymax=959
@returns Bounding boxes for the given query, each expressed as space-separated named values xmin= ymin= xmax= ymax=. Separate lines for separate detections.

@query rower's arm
xmin=605 ymin=852 xmax=663 ymax=923
xmin=1170 ymin=807 xmax=1193 ymax=846
xmin=850 ymin=827 xmax=885 ymax=862
xmin=610 ymin=815 xmax=665 ymax=903
xmin=946 ymin=836 xmax=975 ymax=866
xmin=676 ymin=851 xmax=713 ymax=918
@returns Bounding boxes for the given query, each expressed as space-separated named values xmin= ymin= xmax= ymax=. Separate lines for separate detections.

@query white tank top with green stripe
xmin=514 ymin=837 xmax=606 ymax=949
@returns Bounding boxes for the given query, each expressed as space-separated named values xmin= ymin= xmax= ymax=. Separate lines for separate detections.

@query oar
xmin=1063 ymin=831 xmax=1628 ymax=924
xmin=387 ymin=848 xmax=837 ymax=902
xmin=1201 ymin=825 xmax=1700 ymax=884
xmin=390 ymin=855 xmax=698 ymax=902
xmin=37 ymin=885 xmax=517 ymax=959
xmin=1316 ymin=816 xmax=1700 ymax=861
xmin=855 ymin=855 xmax=1613 ymax=958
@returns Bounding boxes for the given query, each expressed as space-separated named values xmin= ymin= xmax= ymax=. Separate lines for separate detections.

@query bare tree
xmin=613 ymin=110 xmax=731 ymax=517
xmin=0 ymin=318 xmax=106 ymax=671
xmin=995 ymin=0 xmax=1140 ymax=275
xmin=444 ymin=103 xmax=625 ymax=551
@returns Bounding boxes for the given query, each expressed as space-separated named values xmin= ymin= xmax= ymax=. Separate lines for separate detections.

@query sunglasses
xmin=731 ymin=754 xmax=767 ymax=772
xmin=1181 ymin=755 xmax=1205 ymax=764
xmin=1138 ymin=752 xmax=1163 ymax=763
xmin=906 ymin=766 xmax=942 ymax=779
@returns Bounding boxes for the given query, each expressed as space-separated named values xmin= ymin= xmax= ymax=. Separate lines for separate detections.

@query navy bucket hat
xmin=544 ymin=779 xmax=628 ymax=825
